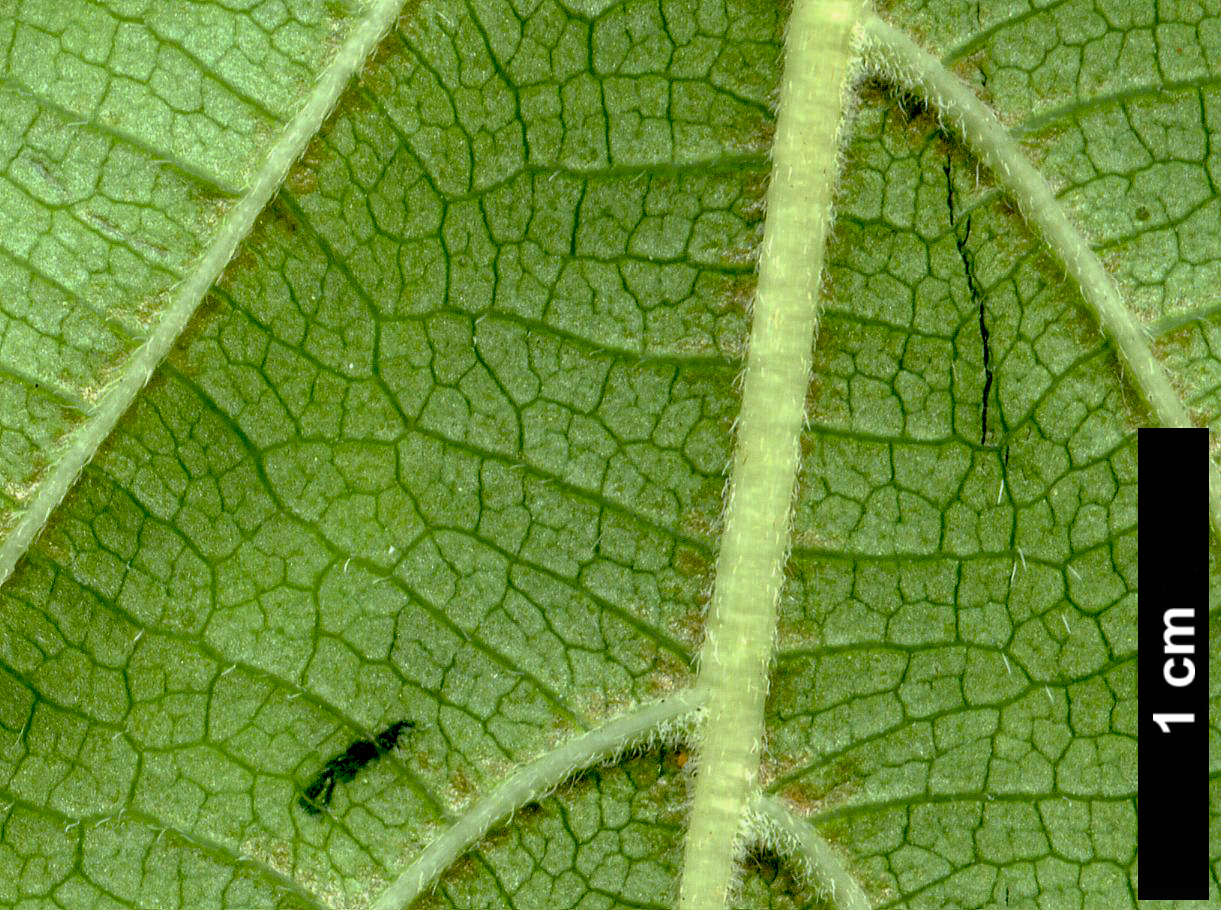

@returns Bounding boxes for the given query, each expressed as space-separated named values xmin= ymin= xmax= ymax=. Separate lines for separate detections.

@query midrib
xmin=676 ymin=1 xmax=867 ymax=908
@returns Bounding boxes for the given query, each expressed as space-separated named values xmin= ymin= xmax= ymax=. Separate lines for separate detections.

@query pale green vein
xmin=0 ymin=0 xmax=410 ymax=588
xmin=859 ymin=14 xmax=1221 ymax=539
xmin=368 ymin=689 xmax=703 ymax=910
xmin=750 ymin=794 xmax=871 ymax=910
xmin=677 ymin=0 xmax=867 ymax=908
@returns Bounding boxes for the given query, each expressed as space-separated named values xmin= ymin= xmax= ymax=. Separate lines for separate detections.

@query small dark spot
xmin=860 ymin=75 xmax=889 ymax=96
xmin=741 ymin=845 xmax=806 ymax=896
xmin=375 ymin=720 xmax=416 ymax=753
xmin=1135 ymin=205 xmax=1151 ymax=222
xmin=331 ymin=739 xmax=379 ymax=784
xmin=298 ymin=720 xmax=415 ymax=815
xmin=516 ymin=801 xmax=544 ymax=820
xmin=897 ymin=91 xmax=928 ymax=121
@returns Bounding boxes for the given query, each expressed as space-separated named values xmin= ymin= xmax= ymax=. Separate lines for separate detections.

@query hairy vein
xmin=678 ymin=1 xmax=867 ymax=908
xmin=861 ymin=14 xmax=1221 ymax=538
xmin=750 ymin=794 xmax=871 ymax=910
xmin=368 ymin=690 xmax=703 ymax=910
xmin=0 ymin=0 xmax=412 ymax=588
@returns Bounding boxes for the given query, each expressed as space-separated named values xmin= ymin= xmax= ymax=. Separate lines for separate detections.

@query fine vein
xmin=860 ymin=15 xmax=1221 ymax=537
xmin=0 ymin=0 xmax=410 ymax=587
xmin=368 ymin=690 xmax=703 ymax=910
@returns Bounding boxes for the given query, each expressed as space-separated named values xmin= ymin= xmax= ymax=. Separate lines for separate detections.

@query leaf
xmin=0 ymin=0 xmax=1214 ymax=906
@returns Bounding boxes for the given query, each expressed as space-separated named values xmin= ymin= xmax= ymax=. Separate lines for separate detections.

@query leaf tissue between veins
xmin=299 ymin=721 xmax=415 ymax=814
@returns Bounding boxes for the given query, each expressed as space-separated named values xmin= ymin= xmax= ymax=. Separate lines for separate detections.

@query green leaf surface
xmin=0 ymin=0 xmax=1215 ymax=907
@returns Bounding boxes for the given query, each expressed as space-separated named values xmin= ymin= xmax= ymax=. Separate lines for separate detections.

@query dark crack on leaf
xmin=945 ymin=156 xmax=992 ymax=446
xmin=298 ymin=720 xmax=415 ymax=815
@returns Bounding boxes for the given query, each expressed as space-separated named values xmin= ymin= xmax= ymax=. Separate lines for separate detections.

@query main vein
xmin=677 ymin=1 xmax=867 ymax=908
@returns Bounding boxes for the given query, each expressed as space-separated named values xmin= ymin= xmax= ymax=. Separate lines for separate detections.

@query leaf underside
xmin=0 ymin=0 xmax=1217 ymax=907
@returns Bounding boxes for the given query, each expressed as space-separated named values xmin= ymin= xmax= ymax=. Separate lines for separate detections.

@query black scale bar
xmin=1138 ymin=428 xmax=1207 ymax=899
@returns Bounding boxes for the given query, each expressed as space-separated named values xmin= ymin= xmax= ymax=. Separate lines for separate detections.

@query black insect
xmin=298 ymin=720 xmax=415 ymax=815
